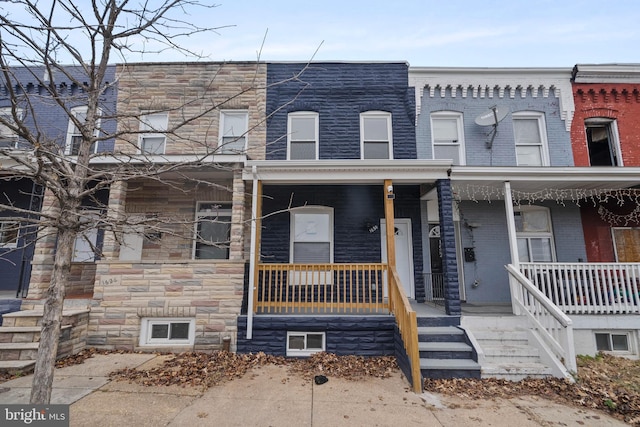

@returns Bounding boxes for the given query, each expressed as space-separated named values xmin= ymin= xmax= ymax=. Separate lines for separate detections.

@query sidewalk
xmin=0 ymin=353 xmax=627 ymax=426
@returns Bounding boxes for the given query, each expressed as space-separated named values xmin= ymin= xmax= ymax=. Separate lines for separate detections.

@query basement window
xmin=286 ymin=331 xmax=325 ymax=356
xmin=139 ymin=318 xmax=195 ymax=346
xmin=595 ymin=332 xmax=630 ymax=353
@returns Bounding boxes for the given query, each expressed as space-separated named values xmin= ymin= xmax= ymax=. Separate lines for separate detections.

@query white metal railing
xmin=506 ymin=264 xmax=577 ymax=373
xmin=520 ymin=262 xmax=640 ymax=315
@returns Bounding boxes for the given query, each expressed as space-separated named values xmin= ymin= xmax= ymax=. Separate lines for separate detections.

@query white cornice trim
xmin=244 ymin=159 xmax=453 ymax=183
xmin=572 ymin=64 xmax=640 ymax=83
xmin=409 ymin=67 xmax=575 ymax=131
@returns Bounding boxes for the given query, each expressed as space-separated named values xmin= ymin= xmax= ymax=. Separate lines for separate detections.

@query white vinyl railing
xmin=506 ymin=264 xmax=577 ymax=373
xmin=519 ymin=262 xmax=640 ymax=315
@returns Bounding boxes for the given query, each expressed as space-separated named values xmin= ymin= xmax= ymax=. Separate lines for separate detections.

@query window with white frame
xmin=0 ymin=221 xmax=19 ymax=248
xmin=288 ymin=112 xmax=318 ymax=160
xmin=431 ymin=112 xmax=464 ymax=165
xmin=65 ymin=106 xmax=101 ymax=155
xmin=72 ymin=211 xmax=99 ymax=262
xmin=139 ymin=318 xmax=195 ymax=346
xmin=286 ymin=331 xmax=325 ymax=356
xmin=139 ymin=112 xmax=168 ymax=155
xmin=595 ymin=332 xmax=630 ymax=353
xmin=360 ymin=111 xmax=392 ymax=159
xmin=585 ymin=118 xmax=622 ymax=166
xmin=0 ymin=107 xmax=22 ymax=149
xmin=514 ymin=206 xmax=555 ymax=262
xmin=512 ymin=112 xmax=549 ymax=166
xmin=290 ymin=206 xmax=333 ymax=264
xmin=219 ymin=110 xmax=248 ymax=154
xmin=194 ymin=202 xmax=232 ymax=259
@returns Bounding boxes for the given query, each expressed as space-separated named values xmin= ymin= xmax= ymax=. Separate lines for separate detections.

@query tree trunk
xmin=29 ymin=228 xmax=75 ymax=404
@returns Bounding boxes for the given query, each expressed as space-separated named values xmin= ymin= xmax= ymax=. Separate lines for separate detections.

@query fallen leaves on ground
xmin=107 ymin=351 xmax=398 ymax=389
xmin=423 ymin=353 xmax=640 ymax=426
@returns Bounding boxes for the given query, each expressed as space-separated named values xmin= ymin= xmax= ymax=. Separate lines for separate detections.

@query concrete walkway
xmin=0 ymin=353 xmax=627 ymax=426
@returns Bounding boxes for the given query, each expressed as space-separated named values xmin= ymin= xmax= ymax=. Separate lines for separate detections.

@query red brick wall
xmin=571 ymin=84 xmax=640 ymax=166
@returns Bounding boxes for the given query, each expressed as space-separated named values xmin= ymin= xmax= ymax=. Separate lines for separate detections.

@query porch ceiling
xmin=244 ymin=159 xmax=453 ymax=184
xmin=451 ymin=166 xmax=640 ymax=200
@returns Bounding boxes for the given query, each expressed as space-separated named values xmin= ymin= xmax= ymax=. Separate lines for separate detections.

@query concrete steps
xmin=462 ymin=315 xmax=554 ymax=381
xmin=0 ymin=309 xmax=89 ymax=374
xmin=417 ymin=320 xmax=481 ymax=380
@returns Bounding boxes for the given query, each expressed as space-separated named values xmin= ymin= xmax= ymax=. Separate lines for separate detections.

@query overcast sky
xmin=182 ymin=0 xmax=640 ymax=67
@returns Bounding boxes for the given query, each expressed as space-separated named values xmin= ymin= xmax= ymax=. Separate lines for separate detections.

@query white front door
xmin=381 ymin=219 xmax=414 ymax=299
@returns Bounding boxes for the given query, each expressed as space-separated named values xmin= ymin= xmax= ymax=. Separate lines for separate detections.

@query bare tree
xmin=0 ymin=0 xmax=269 ymax=404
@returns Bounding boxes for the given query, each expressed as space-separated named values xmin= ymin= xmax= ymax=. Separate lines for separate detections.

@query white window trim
xmin=65 ymin=106 xmax=102 ymax=155
xmin=585 ymin=118 xmax=623 ymax=167
xmin=430 ymin=111 xmax=465 ymax=165
xmin=139 ymin=111 xmax=168 ymax=155
xmin=0 ymin=220 xmax=19 ymax=248
xmin=514 ymin=205 xmax=556 ymax=262
xmin=192 ymin=201 xmax=232 ymax=260
xmin=219 ymin=110 xmax=249 ymax=154
xmin=360 ymin=111 xmax=393 ymax=160
xmin=289 ymin=206 xmax=334 ymax=264
xmin=595 ymin=331 xmax=632 ymax=354
xmin=512 ymin=111 xmax=550 ymax=166
xmin=72 ymin=210 xmax=100 ymax=262
xmin=286 ymin=331 xmax=326 ymax=356
xmin=139 ymin=318 xmax=195 ymax=347
xmin=287 ymin=111 xmax=319 ymax=160
xmin=0 ymin=107 xmax=23 ymax=149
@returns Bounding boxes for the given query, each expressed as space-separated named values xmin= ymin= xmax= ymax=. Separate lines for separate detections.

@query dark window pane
xmin=364 ymin=142 xmax=389 ymax=159
xmin=151 ymin=324 xmax=169 ymax=339
xmin=307 ymin=334 xmax=323 ymax=350
xmin=612 ymin=334 xmax=628 ymax=351
xmin=170 ymin=323 xmax=190 ymax=340
xmin=289 ymin=335 xmax=304 ymax=350
xmin=595 ymin=333 xmax=610 ymax=351
xmin=293 ymin=242 xmax=330 ymax=263
xmin=290 ymin=141 xmax=316 ymax=159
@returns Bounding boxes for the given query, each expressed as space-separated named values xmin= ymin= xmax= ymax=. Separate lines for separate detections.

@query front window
xmin=66 ymin=106 xmax=101 ymax=155
xmin=290 ymin=206 xmax=333 ymax=264
xmin=288 ymin=112 xmax=318 ymax=160
xmin=194 ymin=202 xmax=232 ymax=259
xmin=586 ymin=118 xmax=622 ymax=166
xmin=431 ymin=112 xmax=464 ymax=165
xmin=360 ymin=111 xmax=392 ymax=159
xmin=514 ymin=206 xmax=555 ymax=262
xmin=0 ymin=107 xmax=22 ymax=149
xmin=219 ymin=110 xmax=248 ymax=154
xmin=73 ymin=212 xmax=99 ymax=262
xmin=513 ymin=112 xmax=549 ymax=166
xmin=139 ymin=112 xmax=168 ymax=155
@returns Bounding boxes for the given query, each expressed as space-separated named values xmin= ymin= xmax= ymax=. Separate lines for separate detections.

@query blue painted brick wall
xmin=237 ymin=315 xmax=396 ymax=356
xmin=260 ymin=184 xmax=425 ymax=300
xmin=266 ymin=62 xmax=416 ymax=160
xmin=416 ymin=88 xmax=573 ymax=166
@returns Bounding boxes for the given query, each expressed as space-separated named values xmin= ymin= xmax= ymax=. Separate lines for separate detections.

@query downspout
xmin=503 ymin=181 xmax=520 ymax=314
xmin=246 ymin=166 xmax=259 ymax=339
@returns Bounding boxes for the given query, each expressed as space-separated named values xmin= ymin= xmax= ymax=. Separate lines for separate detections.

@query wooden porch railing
xmin=506 ymin=264 xmax=577 ymax=373
xmin=254 ymin=263 xmax=389 ymax=314
xmin=388 ymin=266 xmax=422 ymax=393
xmin=520 ymin=262 xmax=640 ymax=315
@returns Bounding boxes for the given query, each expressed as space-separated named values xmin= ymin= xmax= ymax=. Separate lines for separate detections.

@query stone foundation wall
xmin=88 ymin=260 xmax=245 ymax=351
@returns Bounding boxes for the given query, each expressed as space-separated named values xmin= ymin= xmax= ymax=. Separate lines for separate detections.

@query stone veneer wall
xmin=66 ymin=263 xmax=98 ymax=296
xmin=88 ymin=260 xmax=245 ymax=351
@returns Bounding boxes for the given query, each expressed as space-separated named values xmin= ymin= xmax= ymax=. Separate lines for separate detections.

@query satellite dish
xmin=474 ymin=106 xmax=508 ymax=126
xmin=474 ymin=106 xmax=508 ymax=149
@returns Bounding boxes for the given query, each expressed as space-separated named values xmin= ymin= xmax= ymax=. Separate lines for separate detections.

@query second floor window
xmin=431 ymin=112 xmax=464 ymax=165
xmin=139 ymin=112 xmax=168 ymax=155
xmin=288 ymin=112 xmax=318 ymax=160
xmin=66 ymin=106 xmax=101 ymax=155
xmin=513 ymin=112 xmax=549 ymax=166
xmin=219 ymin=111 xmax=248 ymax=154
xmin=0 ymin=107 xmax=22 ymax=149
xmin=585 ymin=118 xmax=622 ymax=166
xmin=360 ymin=111 xmax=392 ymax=159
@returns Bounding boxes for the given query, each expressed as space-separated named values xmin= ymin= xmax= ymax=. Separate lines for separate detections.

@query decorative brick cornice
xmin=409 ymin=67 xmax=575 ymax=131
xmin=575 ymin=87 xmax=640 ymax=104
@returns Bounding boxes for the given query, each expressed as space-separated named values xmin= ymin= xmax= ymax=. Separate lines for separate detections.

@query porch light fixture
xmin=387 ymin=185 xmax=394 ymax=194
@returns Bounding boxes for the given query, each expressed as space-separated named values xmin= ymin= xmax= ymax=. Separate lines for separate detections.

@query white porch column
xmin=246 ymin=167 xmax=261 ymax=339
xmin=503 ymin=181 xmax=521 ymax=315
